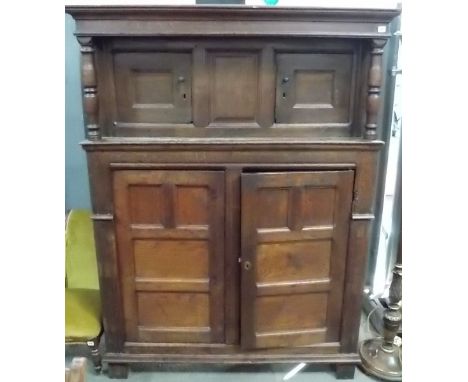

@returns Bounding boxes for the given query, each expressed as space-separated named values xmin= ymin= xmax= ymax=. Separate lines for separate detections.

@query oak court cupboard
xmin=65 ymin=5 xmax=400 ymax=379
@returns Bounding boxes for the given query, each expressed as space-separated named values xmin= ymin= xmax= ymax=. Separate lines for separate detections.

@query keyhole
xmin=183 ymin=93 xmax=186 ymax=99
xmin=282 ymin=92 xmax=286 ymax=99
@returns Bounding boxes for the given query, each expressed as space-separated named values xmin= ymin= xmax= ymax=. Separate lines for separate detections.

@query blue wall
xmin=65 ymin=15 xmax=91 ymax=210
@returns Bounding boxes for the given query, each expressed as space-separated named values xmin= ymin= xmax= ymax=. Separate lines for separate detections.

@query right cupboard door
xmin=241 ymin=171 xmax=354 ymax=349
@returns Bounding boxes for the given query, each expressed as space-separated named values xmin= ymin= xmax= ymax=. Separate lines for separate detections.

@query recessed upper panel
xmin=275 ymin=53 xmax=354 ymax=125
xmin=203 ymin=50 xmax=272 ymax=128
xmin=210 ymin=53 xmax=259 ymax=124
xmin=113 ymin=52 xmax=192 ymax=124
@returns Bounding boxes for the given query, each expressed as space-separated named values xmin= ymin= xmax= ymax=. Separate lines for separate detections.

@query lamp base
xmin=359 ymin=338 xmax=402 ymax=381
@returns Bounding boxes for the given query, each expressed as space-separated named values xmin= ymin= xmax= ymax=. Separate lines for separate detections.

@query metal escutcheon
xmin=244 ymin=261 xmax=252 ymax=270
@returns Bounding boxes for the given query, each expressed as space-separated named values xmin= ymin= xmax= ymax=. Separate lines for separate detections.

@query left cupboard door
xmin=113 ymin=52 xmax=192 ymax=124
xmin=113 ymin=170 xmax=225 ymax=344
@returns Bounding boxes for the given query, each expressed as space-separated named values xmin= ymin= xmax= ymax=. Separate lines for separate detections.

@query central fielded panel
xmin=101 ymin=38 xmax=365 ymax=133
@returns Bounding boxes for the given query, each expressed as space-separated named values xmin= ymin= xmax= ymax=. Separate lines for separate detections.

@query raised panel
xmin=133 ymin=240 xmax=209 ymax=280
xmin=295 ymin=70 xmax=334 ymax=106
xmin=256 ymin=188 xmax=289 ymax=228
xmin=133 ymin=71 xmax=173 ymax=105
xmin=199 ymin=50 xmax=275 ymax=128
xmin=113 ymin=170 xmax=224 ymax=344
xmin=256 ymin=293 xmax=328 ymax=332
xmin=302 ymin=187 xmax=336 ymax=226
xmin=137 ymin=292 xmax=210 ymax=328
xmin=175 ymin=186 xmax=209 ymax=226
xmin=211 ymin=53 xmax=258 ymax=123
xmin=113 ymin=52 xmax=192 ymax=124
xmin=256 ymin=240 xmax=331 ymax=283
xmin=128 ymin=185 xmax=164 ymax=225
xmin=276 ymin=53 xmax=354 ymax=125
xmin=241 ymin=171 xmax=354 ymax=349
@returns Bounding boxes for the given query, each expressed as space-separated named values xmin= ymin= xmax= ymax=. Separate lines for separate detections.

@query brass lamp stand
xmin=360 ymin=239 xmax=402 ymax=380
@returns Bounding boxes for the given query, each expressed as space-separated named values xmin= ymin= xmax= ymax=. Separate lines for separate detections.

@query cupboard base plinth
xmin=104 ymin=352 xmax=359 ymax=379
xmin=335 ymin=364 xmax=356 ymax=379
xmin=107 ymin=363 xmax=129 ymax=379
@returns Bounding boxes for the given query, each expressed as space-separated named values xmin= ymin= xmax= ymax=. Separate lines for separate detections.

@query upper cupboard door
xmin=113 ymin=53 xmax=192 ymax=124
xmin=241 ymin=171 xmax=354 ymax=349
xmin=113 ymin=170 xmax=225 ymax=344
xmin=275 ymin=53 xmax=355 ymax=125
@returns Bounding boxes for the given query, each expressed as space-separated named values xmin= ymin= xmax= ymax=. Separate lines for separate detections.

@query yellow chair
xmin=65 ymin=209 xmax=102 ymax=372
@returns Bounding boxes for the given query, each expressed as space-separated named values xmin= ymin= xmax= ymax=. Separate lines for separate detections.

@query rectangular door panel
xmin=241 ymin=171 xmax=354 ymax=349
xmin=194 ymin=49 xmax=274 ymax=128
xmin=113 ymin=170 xmax=224 ymax=344
xmin=113 ymin=53 xmax=192 ymax=124
xmin=275 ymin=53 xmax=355 ymax=125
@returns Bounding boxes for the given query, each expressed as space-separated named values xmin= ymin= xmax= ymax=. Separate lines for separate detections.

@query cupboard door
xmin=113 ymin=170 xmax=224 ymax=343
xmin=275 ymin=53 xmax=354 ymax=125
xmin=113 ymin=53 xmax=192 ymax=124
xmin=241 ymin=171 xmax=354 ymax=349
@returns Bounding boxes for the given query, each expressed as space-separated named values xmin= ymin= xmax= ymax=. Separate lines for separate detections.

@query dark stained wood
xmin=105 ymin=351 xmax=359 ymax=364
xmin=275 ymin=53 xmax=355 ymax=126
xmin=121 ymin=341 xmax=341 ymax=355
xmin=340 ymin=219 xmax=373 ymax=352
xmin=77 ymin=36 xmax=100 ymax=140
xmin=365 ymin=39 xmax=387 ymax=139
xmin=208 ymin=51 xmax=260 ymax=126
xmin=224 ymin=167 xmax=241 ymax=345
xmin=113 ymin=52 xmax=192 ymax=125
xmin=66 ymin=6 xmax=399 ymax=39
xmin=67 ymin=5 xmax=399 ymax=379
xmin=113 ymin=170 xmax=225 ymax=344
xmin=83 ymin=144 xmax=381 ymax=362
xmin=90 ymin=218 xmax=125 ymax=352
xmin=241 ymin=171 xmax=354 ymax=349
xmin=96 ymin=37 xmax=366 ymax=134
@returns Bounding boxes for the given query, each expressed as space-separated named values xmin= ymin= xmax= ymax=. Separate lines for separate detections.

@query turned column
xmin=365 ymin=39 xmax=387 ymax=140
xmin=77 ymin=37 xmax=100 ymax=140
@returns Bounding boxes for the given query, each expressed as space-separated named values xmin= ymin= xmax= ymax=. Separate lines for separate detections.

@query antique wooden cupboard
xmin=66 ymin=5 xmax=400 ymax=379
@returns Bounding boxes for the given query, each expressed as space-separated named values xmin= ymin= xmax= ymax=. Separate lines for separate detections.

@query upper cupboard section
xmin=98 ymin=38 xmax=367 ymax=135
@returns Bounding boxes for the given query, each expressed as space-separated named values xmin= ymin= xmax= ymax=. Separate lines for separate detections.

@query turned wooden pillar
xmin=77 ymin=37 xmax=100 ymax=140
xmin=365 ymin=39 xmax=387 ymax=140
